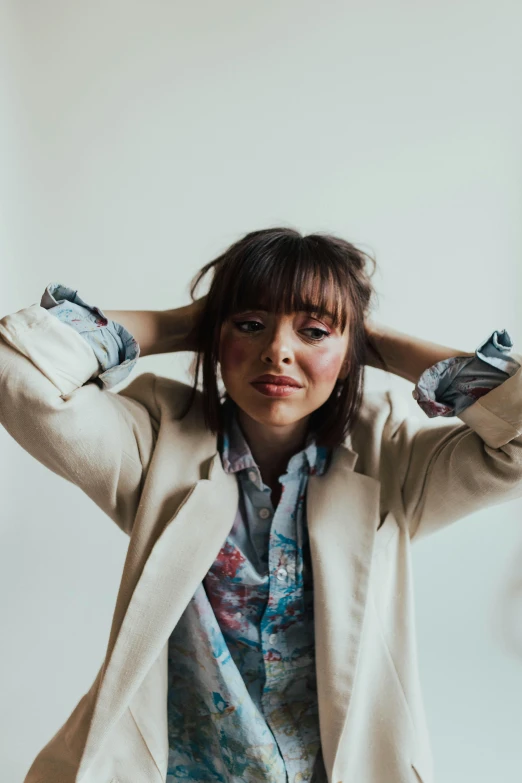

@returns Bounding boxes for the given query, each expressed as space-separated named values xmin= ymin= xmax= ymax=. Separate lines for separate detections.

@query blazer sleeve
xmin=384 ymin=351 xmax=522 ymax=542
xmin=0 ymin=303 xmax=160 ymax=536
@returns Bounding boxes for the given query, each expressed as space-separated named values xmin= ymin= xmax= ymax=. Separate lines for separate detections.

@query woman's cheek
xmin=219 ymin=334 xmax=249 ymax=371
xmin=307 ymin=350 xmax=344 ymax=384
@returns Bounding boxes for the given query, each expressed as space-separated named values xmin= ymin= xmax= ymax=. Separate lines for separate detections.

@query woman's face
xmin=218 ymin=308 xmax=350 ymax=431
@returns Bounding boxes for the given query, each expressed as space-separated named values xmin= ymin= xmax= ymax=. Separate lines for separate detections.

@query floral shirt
xmin=41 ymin=282 xmax=520 ymax=782
xmin=165 ymin=398 xmax=330 ymax=781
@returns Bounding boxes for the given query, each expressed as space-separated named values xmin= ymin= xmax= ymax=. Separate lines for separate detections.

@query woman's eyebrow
xmin=231 ymin=304 xmax=339 ymax=320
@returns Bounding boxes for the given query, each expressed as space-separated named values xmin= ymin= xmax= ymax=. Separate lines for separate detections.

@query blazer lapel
xmin=78 ymin=451 xmax=239 ymax=779
xmin=307 ymin=443 xmax=380 ymax=781
xmin=79 ymin=436 xmax=380 ymax=781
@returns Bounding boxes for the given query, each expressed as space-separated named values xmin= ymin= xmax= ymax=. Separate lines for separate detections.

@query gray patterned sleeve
xmin=41 ymin=282 xmax=139 ymax=389
xmin=412 ymin=329 xmax=520 ymax=418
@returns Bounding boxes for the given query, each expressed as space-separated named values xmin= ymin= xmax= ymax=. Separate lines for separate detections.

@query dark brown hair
xmin=187 ymin=227 xmax=386 ymax=450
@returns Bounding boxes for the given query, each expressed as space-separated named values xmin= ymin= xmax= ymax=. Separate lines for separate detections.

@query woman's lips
xmin=250 ymin=382 xmax=302 ymax=397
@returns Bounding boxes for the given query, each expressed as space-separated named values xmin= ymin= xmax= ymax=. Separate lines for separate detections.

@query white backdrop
xmin=1 ymin=1 xmax=522 ymax=781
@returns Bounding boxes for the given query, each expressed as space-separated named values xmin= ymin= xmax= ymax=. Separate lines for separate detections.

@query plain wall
xmin=1 ymin=1 xmax=522 ymax=780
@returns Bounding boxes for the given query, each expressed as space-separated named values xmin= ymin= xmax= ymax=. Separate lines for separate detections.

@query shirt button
xmin=275 ymin=567 xmax=287 ymax=581
xmin=235 ymin=611 xmax=242 ymax=620
xmin=258 ymin=508 xmax=271 ymax=519
xmin=269 ymin=633 xmax=277 ymax=645
xmin=248 ymin=470 xmax=257 ymax=483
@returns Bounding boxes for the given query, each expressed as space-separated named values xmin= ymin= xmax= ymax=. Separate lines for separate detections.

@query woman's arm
xmin=0 ymin=304 xmax=160 ymax=535
xmin=365 ymin=319 xmax=474 ymax=384
xmin=363 ymin=319 xmax=522 ymax=540
xmin=104 ymin=297 xmax=207 ymax=357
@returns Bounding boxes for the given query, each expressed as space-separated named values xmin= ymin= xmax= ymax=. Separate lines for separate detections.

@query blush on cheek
xmin=220 ymin=334 xmax=248 ymax=370
xmin=309 ymin=352 xmax=344 ymax=384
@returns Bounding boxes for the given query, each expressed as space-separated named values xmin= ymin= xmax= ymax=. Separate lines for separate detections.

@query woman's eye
xmin=302 ymin=327 xmax=330 ymax=341
xmin=232 ymin=321 xmax=329 ymax=341
xmin=234 ymin=320 xmax=264 ymax=332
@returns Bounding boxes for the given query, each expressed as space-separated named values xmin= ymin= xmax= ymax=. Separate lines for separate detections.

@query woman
xmin=1 ymin=227 xmax=521 ymax=783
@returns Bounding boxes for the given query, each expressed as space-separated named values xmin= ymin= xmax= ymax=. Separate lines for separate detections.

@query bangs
xmin=222 ymin=236 xmax=349 ymax=331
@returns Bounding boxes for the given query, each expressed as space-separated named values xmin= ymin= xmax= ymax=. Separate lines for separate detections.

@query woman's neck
xmin=236 ymin=407 xmax=310 ymax=483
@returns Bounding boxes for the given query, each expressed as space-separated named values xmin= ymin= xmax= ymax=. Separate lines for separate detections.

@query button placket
xmin=262 ymin=464 xmax=301 ymax=680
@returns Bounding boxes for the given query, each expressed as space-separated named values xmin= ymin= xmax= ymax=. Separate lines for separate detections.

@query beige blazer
xmin=1 ymin=304 xmax=522 ymax=783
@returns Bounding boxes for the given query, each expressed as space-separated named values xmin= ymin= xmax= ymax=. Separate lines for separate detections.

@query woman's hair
xmin=187 ymin=227 xmax=385 ymax=450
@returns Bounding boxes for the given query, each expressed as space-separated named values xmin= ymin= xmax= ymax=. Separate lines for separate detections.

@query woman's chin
xmin=239 ymin=401 xmax=309 ymax=429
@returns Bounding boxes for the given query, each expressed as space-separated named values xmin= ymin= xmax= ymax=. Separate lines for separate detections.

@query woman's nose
xmin=260 ymin=327 xmax=294 ymax=364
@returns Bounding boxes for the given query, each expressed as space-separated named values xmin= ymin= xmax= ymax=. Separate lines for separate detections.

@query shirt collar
xmin=219 ymin=396 xmax=330 ymax=482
